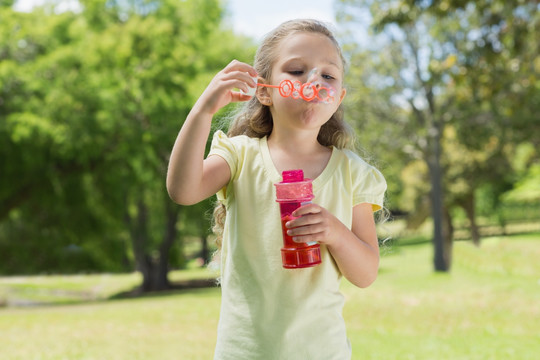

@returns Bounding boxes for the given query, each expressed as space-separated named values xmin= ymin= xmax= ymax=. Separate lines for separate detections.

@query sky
xmin=224 ymin=0 xmax=337 ymax=40
xmin=14 ymin=0 xmax=339 ymax=41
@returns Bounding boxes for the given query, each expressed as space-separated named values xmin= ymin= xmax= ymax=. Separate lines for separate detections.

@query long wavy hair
xmin=212 ymin=19 xmax=356 ymax=250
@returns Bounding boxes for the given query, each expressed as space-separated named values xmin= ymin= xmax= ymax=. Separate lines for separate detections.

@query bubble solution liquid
xmin=275 ymin=170 xmax=321 ymax=269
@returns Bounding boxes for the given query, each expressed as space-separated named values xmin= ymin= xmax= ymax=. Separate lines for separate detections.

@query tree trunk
xmin=461 ymin=194 xmax=481 ymax=246
xmin=126 ymin=197 xmax=180 ymax=292
xmin=199 ymin=217 xmax=211 ymax=265
xmin=129 ymin=198 xmax=153 ymax=291
xmin=428 ymin=125 xmax=448 ymax=272
xmin=141 ymin=258 xmax=167 ymax=292
xmin=154 ymin=199 xmax=180 ymax=289
xmin=405 ymin=27 xmax=448 ymax=272
xmin=140 ymin=199 xmax=180 ymax=292
xmin=442 ymin=206 xmax=454 ymax=269
xmin=403 ymin=28 xmax=448 ymax=272
xmin=200 ymin=235 xmax=210 ymax=265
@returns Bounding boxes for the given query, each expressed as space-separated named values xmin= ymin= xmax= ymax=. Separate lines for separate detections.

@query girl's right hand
xmin=194 ymin=60 xmax=258 ymax=116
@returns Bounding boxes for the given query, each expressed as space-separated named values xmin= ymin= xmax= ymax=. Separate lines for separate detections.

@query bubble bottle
xmin=274 ymin=170 xmax=322 ymax=269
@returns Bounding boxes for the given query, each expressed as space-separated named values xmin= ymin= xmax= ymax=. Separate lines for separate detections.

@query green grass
xmin=346 ymin=233 xmax=540 ymax=359
xmin=1 ymin=234 xmax=539 ymax=359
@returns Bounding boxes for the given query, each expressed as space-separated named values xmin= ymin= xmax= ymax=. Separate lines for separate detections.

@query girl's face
xmin=264 ymin=32 xmax=346 ymax=132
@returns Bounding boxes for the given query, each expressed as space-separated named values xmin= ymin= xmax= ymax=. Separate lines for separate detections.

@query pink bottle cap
xmin=282 ymin=169 xmax=304 ymax=182
xmin=275 ymin=170 xmax=314 ymax=202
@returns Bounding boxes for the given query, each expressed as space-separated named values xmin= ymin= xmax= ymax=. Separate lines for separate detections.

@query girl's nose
xmin=306 ymin=68 xmax=320 ymax=84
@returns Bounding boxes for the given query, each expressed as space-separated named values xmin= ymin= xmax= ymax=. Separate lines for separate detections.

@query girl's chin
xmin=299 ymin=110 xmax=331 ymax=127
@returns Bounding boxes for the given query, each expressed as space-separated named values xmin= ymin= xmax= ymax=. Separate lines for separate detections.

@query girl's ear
xmin=338 ymin=87 xmax=347 ymax=105
xmin=256 ymin=80 xmax=273 ymax=106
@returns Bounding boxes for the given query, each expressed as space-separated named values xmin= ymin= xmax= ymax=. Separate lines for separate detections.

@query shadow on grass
xmin=110 ymin=278 xmax=219 ymax=301
xmin=1 ymin=277 xmax=220 ymax=309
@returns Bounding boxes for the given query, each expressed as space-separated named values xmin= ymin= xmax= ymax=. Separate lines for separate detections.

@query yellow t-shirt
xmin=209 ymin=131 xmax=386 ymax=360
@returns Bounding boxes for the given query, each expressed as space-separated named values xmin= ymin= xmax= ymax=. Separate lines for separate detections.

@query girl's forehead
xmin=276 ymin=32 xmax=343 ymax=68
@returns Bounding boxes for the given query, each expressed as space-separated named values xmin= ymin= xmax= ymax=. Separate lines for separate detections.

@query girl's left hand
xmin=285 ymin=203 xmax=346 ymax=246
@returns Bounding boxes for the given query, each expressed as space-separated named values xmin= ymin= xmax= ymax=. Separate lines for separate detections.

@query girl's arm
xmin=166 ymin=60 xmax=257 ymax=205
xmin=285 ymin=203 xmax=380 ymax=288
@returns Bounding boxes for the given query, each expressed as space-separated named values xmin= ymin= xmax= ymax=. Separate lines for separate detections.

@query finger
xmin=215 ymin=77 xmax=253 ymax=98
xmin=224 ymin=60 xmax=258 ymax=77
xmin=292 ymin=203 xmax=321 ymax=217
xmin=287 ymin=223 xmax=324 ymax=237
xmin=292 ymin=232 xmax=325 ymax=244
xmin=219 ymin=72 xmax=257 ymax=95
xmin=286 ymin=214 xmax=319 ymax=229
xmin=230 ymin=91 xmax=254 ymax=102
xmin=223 ymin=70 xmax=257 ymax=86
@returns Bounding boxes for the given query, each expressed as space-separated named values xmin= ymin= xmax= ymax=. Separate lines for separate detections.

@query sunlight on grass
xmin=0 ymin=273 xmax=143 ymax=306
xmin=1 ymin=288 xmax=221 ymax=359
xmin=344 ymin=234 xmax=540 ymax=359
xmin=1 ymin=234 xmax=539 ymax=359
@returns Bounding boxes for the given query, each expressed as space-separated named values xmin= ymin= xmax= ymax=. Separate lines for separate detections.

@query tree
xmin=1 ymin=0 xmax=256 ymax=290
xmin=337 ymin=0 xmax=540 ymax=270
xmin=0 ymin=6 xmax=129 ymax=273
xmin=78 ymin=0 xmax=255 ymax=291
xmin=338 ymin=5 xmax=453 ymax=270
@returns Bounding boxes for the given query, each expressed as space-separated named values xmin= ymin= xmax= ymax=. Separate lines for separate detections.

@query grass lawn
xmin=1 ymin=233 xmax=539 ymax=359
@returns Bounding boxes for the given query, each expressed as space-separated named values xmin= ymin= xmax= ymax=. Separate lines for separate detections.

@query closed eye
xmin=288 ymin=70 xmax=304 ymax=76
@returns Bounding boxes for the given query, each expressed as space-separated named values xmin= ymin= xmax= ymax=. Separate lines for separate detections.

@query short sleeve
xmin=353 ymin=166 xmax=387 ymax=212
xmin=342 ymin=149 xmax=386 ymax=212
xmin=208 ymin=130 xmax=237 ymax=203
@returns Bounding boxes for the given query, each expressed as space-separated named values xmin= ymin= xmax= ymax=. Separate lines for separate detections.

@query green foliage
xmin=0 ymin=0 xmax=256 ymax=276
xmin=0 ymin=0 xmax=14 ymax=8
xmin=336 ymin=0 xmax=540 ymax=232
xmin=503 ymin=163 xmax=540 ymax=202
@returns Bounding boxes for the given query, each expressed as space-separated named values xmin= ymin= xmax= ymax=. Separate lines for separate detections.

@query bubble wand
xmin=243 ymin=79 xmax=336 ymax=103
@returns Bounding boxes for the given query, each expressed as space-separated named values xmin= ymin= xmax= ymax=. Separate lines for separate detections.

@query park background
xmin=1 ymin=0 xmax=539 ymax=358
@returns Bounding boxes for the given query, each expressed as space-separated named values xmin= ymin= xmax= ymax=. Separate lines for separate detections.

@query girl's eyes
xmin=287 ymin=70 xmax=337 ymax=81
xmin=288 ymin=70 xmax=304 ymax=76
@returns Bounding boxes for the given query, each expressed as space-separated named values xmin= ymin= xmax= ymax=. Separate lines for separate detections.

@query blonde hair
xmin=213 ymin=19 xmax=355 ymax=249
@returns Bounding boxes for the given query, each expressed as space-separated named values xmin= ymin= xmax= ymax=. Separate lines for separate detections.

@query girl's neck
xmin=267 ymin=128 xmax=322 ymax=155
xmin=267 ymin=128 xmax=332 ymax=180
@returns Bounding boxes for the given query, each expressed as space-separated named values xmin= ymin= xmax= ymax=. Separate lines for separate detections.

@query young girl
xmin=167 ymin=19 xmax=386 ymax=360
